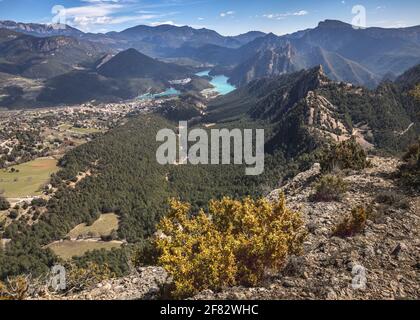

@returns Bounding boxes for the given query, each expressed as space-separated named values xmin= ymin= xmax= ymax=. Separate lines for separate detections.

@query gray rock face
xmin=44 ymin=267 xmax=170 ymax=300
xmin=193 ymin=156 xmax=420 ymax=300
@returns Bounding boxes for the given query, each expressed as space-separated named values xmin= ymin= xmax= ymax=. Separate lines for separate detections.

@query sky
xmin=0 ymin=0 xmax=419 ymax=36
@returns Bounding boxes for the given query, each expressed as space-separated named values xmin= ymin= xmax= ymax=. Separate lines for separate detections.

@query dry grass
xmin=0 ymin=158 xmax=58 ymax=198
xmin=67 ymin=213 xmax=119 ymax=239
xmin=46 ymin=240 xmax=123 ymax=260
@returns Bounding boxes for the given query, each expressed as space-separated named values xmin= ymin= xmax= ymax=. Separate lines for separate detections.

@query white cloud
xmin=81 ymin=0 xmax=136 ymax=3
xmin=149 ymin=20 xmax=180 ymax=27
xmin=220 ymin=11 xmax=235 ymax=17
xmin=61 ymin=1 xmax=178 ymax=31
xmin=262 ymin=10 xmax=308 ymax=20
xmin=64 ymin=3 xmax=124 ymax=18
xmin=73 ymin=14 xmax=167 ymax=27
xmin=295 ymin=10 xmax=308 ymax=16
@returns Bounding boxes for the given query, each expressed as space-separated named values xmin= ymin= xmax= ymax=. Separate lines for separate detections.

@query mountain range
xmin=0 ymin=19 xmax=420 ymax=107
xmin=0 ymin=28 xmax=105 ymax=79
xmin=0 ymin=20 xmax=266 ymax=56
xmin=206 ymin=63 xmax=419 ymax=155
xmin=179 ymin=20 xmax=420 ymax=88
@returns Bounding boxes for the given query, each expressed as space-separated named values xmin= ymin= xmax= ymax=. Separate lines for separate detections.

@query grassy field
xmin=0 ymin=158 xmax=58 ymax=198
xmin=69 ymin=127 xmax=103 ymax=134
xmin=67 ymin=213 xmax=119 ymax=239
xmin=58 ymin=124 xmax=103 ymax=135
xmin=46 ymin=240 xmax=123 ymax=260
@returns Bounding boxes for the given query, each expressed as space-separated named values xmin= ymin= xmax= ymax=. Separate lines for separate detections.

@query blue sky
xmin=0 ymin=0 xmax=419 ymax=35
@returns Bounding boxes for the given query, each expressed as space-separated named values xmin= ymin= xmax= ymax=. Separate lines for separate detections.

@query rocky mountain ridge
xmin=179 ymin=20 xmax=420 ymax=88
xmin=3 ymin=19 xmax=417 ymax=88
xmin=0 ymin=28 xmax=106 ymax=79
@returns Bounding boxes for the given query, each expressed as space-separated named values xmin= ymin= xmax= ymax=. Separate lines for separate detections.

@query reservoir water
xmin=195 ymin=70 xmax=236 ymax=95
xmin=137 ymin=70 xmax=235 ymax=100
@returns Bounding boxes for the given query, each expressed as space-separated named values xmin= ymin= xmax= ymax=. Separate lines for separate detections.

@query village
xmin=0 ymin=95 xmax=184 ymax=256
xmin=0 ymin=97 xmax=173 ymax=235
xmin=0 ymin=98 xmax=172 ymax=169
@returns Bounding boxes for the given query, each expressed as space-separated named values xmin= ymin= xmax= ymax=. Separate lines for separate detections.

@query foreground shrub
xmin=156 ymin=195 xmax=306 ymax=298
xmin=398 ymin=138 xmax=420 ymax=191
xmin=0 ymin=275 xmax=29 ymax=300
xmin=375 ymin=191 xmax=410 ymax=210
xmin=310 ymin=175 xmax=348 ymax=202
xmin=320 ymin=137 xmax=368 ymax=172
xmin=64 ymin=261 xmax=114 ymax=293
xmin=333 ymin=206 xmax=368 ymax=238
xmin=0 ymin=195 xmax=10 ymax=211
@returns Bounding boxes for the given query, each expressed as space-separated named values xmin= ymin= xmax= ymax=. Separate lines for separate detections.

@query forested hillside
xmin=0 ymin=113 xmax=308 ymax=278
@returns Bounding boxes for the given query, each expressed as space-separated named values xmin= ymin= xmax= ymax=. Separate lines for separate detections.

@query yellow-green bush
xmin=320 ymin=137 xmax=368 ymax=172
xmin=409 ymin=84 xmax=420 ymax=102
xmin=333 ymin=206 xmax=368 ymax=238
xmin=310 ymin=174 xmax=348 ymax=202
xmin=156 ymin=194 xmax=306 ymax=298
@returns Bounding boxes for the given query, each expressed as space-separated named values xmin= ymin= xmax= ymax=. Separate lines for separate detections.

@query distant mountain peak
xmin=0 ymin=20 xmax=83 ymax=37
xmin=265 ymin=32 xmax=278 ymax=39
xmin=240 ymin=31 xmax=266 ymax=36
xmin=97 ymin=48 xmax=189 ymax=80
xmin=305 ymin=64 xmax=330 ymax=86
xmin=122 ymin=47 xmax=143 ymax=55
xmin=317 ymin=19 xmax=352 ymax=29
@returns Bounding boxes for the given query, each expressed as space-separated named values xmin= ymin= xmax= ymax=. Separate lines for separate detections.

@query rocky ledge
xmin=194 ymin=156 xmax=420 ymax=300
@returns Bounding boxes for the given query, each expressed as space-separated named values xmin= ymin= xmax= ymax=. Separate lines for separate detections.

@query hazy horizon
xmin=1 ymin=0 xmax=419 ymax=36
xmin=2 ymin=17 xmax=420 ymax=38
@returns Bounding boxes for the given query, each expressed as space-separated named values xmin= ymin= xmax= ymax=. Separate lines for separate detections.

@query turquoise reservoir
xmin=195 ymin=70 xmax=236 ymax=95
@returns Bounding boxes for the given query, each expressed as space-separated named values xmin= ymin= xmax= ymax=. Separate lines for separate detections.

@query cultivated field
xmin=58 ymin=124 xmax=103 ymax=135
xmin=46 ymin=240 xmax=123 ymax=260
xmin=67 ymin=213 xmax=119 ymax=239
xmin=0 ymin=157 xmax=58 ymax=198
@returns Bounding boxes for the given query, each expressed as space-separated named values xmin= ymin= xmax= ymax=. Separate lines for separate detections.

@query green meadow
xmin=0 ymin=158 xmax=58 ymax=198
